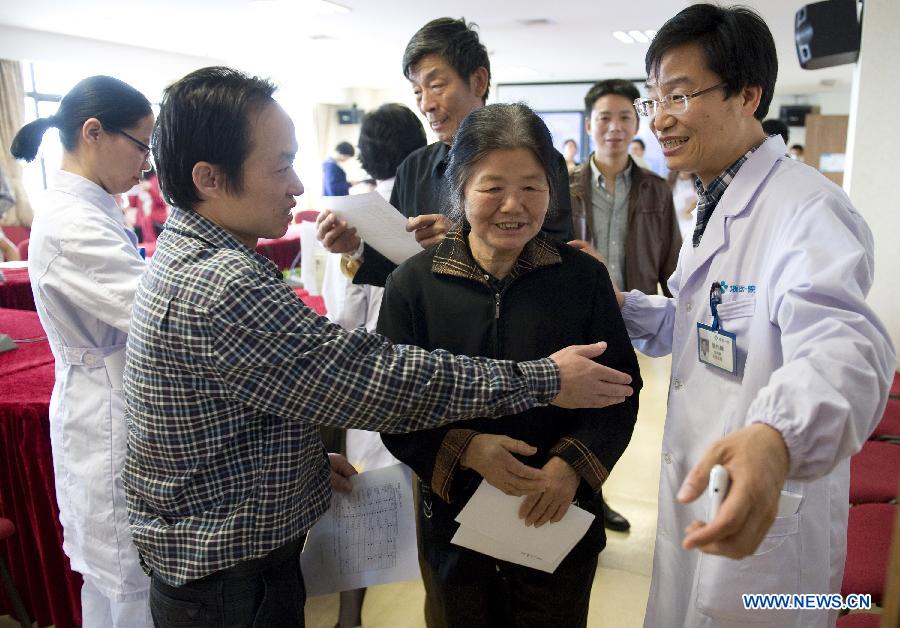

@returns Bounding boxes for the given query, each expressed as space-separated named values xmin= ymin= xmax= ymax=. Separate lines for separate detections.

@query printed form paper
xmin=451 ymin=480 xmax=595 ymax=574
xmin=321 ymin=192 xmax=421 ymax=265
xmin=301 ymin=464 xmax=419 ymax=596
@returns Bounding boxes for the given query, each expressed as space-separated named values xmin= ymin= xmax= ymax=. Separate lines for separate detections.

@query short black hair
xmin=790 ymin=144 xmax=804 ymax=152
xmin=153 ymin=66 xmax=276 ymax=211
xmin=358 ymin=104 xmax=426 ymax=181
xmin=335 ymin=141 xmax=355 ymax=157
xmin=630 ymin=138 xmax=646 ymax=150
xmin=646 ymin=3 xmax=777 ymax=121
xmin=584 ymin=79 xmax=641 ymax=116
xmin=11 ymin=75 xmax=151 ymax=162
xmin=403 ymin=17 xmax=491 ymax=102
xmin=446 ymin=103 xmax=557 ymax=221
xmin=762 ymin=119 xmax=789 ymax=143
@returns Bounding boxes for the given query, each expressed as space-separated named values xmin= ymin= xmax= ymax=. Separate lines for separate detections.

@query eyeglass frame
xmin=114 ymin=128 xmax=152 ymax=161
xmin=633 ymin=82 xmax=727 ymax=118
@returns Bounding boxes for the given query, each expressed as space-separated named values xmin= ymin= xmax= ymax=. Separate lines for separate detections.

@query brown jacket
xmin=570 ymin=156 xmax=681 ymax=296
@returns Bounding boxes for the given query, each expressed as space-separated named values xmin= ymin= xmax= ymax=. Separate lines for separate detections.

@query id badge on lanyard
xmin=697 ymin=282 xmax=737 ymax=374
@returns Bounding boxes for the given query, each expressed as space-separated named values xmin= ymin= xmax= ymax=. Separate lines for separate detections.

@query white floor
xmin=305 ymin=353 xmax=672 ymax=628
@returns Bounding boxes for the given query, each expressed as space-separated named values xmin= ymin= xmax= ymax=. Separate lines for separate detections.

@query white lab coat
xmin=28 ymin=171 xmax=149 ymax=604
xmin=321 ymin=177 xmax=399 ymax=472
xmin=622 ymin=137 xmax=895 ymax=627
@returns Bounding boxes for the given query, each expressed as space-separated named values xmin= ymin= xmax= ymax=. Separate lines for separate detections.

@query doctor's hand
xmin=549 ymin=342 xmax=633 ymax=409
xmin=677 ymin=423 xmax=790 ymax=559
xmin=328 ymin=453 xmax=358 ymax=493
xmin=567 ymin=240 xmax=624 ymax=307
xmin=518 ymin=456 xmax=580 ymax=527
xmin=407 ymin=213 xmax=452 ymax=248
xmin=460 ymin=434 xmax=548 ymax=497
xmin=317 ymin=210 xmax=361 ymax=254
xmin=567 ymin=239 xmax=606 ymax=264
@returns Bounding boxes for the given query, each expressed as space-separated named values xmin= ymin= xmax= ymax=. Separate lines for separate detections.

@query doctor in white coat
xmin=595 ymin=5 xmax=894 ymax=627
xmin=11 ymin=76 xmax=155 ymax=627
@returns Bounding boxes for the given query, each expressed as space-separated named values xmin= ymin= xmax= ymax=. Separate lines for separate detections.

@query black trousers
xmin=417 ymin=483 xmax=600 ymax=628
xmin=149 ymin=538 xmax=306 ymax=628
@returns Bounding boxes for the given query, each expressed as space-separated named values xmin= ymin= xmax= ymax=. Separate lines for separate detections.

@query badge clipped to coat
xmin=697 ymin=282 xmax=736 ymax=374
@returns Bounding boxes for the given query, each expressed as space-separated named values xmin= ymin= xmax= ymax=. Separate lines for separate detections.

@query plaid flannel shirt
xmin=123 ymin=207 xmax=559 ymax=586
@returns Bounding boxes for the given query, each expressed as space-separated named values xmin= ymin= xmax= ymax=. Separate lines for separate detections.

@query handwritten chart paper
xmin=302 ymin=464 xmax=419 ymax=595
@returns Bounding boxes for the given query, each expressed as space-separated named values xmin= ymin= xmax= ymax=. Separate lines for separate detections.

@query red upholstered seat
xmin=872 ymin=399 xmax=900 ymax=440
xmin=850 ymin=441 xmax=900 ymax=504
xmin=841 ymin=503 xmax=895 ymax=606
xmin=891 ymin=372 xmax=900 ymax=399
xmin=836 ymin=613 xmax=883 ymax=627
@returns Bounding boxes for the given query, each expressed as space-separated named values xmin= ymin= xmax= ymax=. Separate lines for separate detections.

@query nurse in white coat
xmin=11 ymin=76 xmax=155 ymax=627
xmin=609 ymin=6 xmax=895 ymax=627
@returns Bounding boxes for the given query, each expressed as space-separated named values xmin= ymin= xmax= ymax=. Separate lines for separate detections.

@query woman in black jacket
xmin=378 ymin=103 xmax=642 ymax=628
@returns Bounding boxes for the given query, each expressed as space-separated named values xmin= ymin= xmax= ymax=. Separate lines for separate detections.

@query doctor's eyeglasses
xmin=115 ymin=129 xmax=152 ymax=161
xmin=634 ymin=82 xmax=726 ymax=118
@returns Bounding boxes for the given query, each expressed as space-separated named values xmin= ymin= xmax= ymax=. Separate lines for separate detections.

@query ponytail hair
xmin=10 ymin=75 xmax=151 ymax=163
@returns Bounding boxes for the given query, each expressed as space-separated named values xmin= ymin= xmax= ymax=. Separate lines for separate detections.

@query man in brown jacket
xmin=571 ymin=79 xmax=681 ymax=298
xmin=570 ymin=79 xmax=681 ymax=532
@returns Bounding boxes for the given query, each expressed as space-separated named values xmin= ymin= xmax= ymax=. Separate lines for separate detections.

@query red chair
xmin=294 ymin=210 xmax=319 ymax=223
xmin=0 ymin=518 xmax=32 ymax=628
xmin=891 ymin=372 xmax=900 ymax=399
xmin=836 ymin=613 xmax=882 ymax=627
xmin=15 ymin=237 xmax=28 ymax=261
xmin=872 ymin=399 xmax=900 ymax=440
xmin=850 ymin=441 xmax=900 ymax=504
xmin=841 ymin=503 xmax=895 ymax=607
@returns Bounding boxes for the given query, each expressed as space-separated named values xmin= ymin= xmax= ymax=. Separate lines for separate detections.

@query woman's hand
xmin=518 ymin=456 xmax=580 ymax=527
xmin=460 ymin=434 xmax=547 ymax=496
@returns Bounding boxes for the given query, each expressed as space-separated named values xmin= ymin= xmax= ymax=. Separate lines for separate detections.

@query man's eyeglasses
xmin=634 ymin=82 xmax=726 ymax=118
xmin=116 ymin=129 xmax=152 ymax=161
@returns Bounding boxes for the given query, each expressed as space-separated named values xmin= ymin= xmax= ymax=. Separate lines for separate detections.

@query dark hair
xmin=790 ymin=144 xmax=804 ymax=152
xmin=153 ymin=66 xmax=276 ymax=211
xmin=335 ymin=141 xmax=355 ymax=157
xmin=762 ymin=119 xmax=789 ymax=143
xmin=403 ymin=17 xmax=491 ymax=102
xmin=646 ymin=4 xmax=777 ymax=121
xmin=630 ymin=138 xmax=646 ymax=150
xmin=446 ymin=103 xmax=557 ymax=221
xmin=358 ymin=104 xmax=426 ymax=181
xmin=584 ymin=79 xmax=641 ymax=115
xmin=11 ymin=75 xmax=151 ymax=163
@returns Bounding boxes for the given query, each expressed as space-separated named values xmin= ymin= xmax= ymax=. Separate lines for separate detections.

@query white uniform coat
xmin=321 ymin=177 xmax=399 ymax=472
xmin=622 ymin=137 xmax=895 ymax=627
xmin=28 ymin=170 xmax=149 ymax=601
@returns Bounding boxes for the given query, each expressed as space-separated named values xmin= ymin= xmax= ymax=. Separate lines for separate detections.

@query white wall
xmin=844 ymin=0 xmax=900 ymax=367
xmin=0 ymin=25 xmax=220 ymax=101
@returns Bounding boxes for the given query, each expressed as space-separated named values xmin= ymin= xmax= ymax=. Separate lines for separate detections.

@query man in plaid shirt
xmin=123 ymin=66 xmax=635 ymax=626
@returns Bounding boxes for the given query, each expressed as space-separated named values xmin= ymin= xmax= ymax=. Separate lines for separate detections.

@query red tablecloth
xmin=0 ymin=267 xmax=35 ymax=311
xmin=256 ymin=223 xmax=302 ymax=271
xmin=0 ymin=308 xmax=82 ymax=627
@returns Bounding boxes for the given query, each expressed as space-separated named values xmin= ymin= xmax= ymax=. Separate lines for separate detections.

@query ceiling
xmin=0 ymin=0 xmax=855 ymax=94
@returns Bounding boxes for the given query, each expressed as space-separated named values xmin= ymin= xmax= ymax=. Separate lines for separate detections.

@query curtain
xmin=0 ymin=59 xmax=34 ymax=227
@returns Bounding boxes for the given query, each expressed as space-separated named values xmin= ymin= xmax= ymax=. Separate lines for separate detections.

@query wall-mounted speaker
xmin=795 ymin=0 xmax=861 ymax=70
xmin=780 ymin=105 xmax=817 ymax=127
